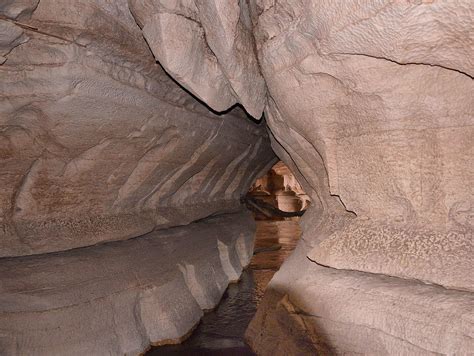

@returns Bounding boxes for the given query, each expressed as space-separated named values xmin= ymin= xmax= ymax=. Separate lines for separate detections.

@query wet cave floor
xmin=147 ymin=219 xmax=301 ymax=356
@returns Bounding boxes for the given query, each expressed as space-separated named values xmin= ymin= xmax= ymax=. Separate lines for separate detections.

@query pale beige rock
xmin=0 ymin=0 xmax=39 ymax=20
xmin=309 ymin=219 xmax=474 ymax=292
xmin=242 ymin=1 xmax=474 ymax=353
xmin=0 ymin=20 xmax=27 ymax=62
xmin=246 ymin=240 xmax=474 ymax=355
xmin=141 ymin=11 xmax=238 ymax=112
xmin=0 ymin=211 xmax=256 ymax=355
xmin=1 ymin=0 xmax=473 ymax=354
xmin=249 ymin=161 xmax=311 ymax=213
xmin=0 ymin=3 xmax=274 ymax=354
xmin=0 ymin=0 xmax=274 ymax=257
xmin=129 ymin=0 xmax=267 ymax=117
xmin=146 ymin=0 xmax=474 ymax=354
xmin=249 ymin=0 xmax=474 ymax=288
xmin=193 ymin=0 xmax=266 ymax=117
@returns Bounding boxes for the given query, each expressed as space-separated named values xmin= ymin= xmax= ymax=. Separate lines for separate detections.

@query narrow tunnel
xmin=147 ymin=161 xmax=307 ymax=355
xmin=0 ymin=1 xmax=472 ymax=356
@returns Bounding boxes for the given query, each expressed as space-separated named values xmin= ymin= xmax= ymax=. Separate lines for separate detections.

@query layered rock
xmin=0 ymin=1 xmax=276 ymax=354
xmin=1 ymin=0 xmax=473 ymax=354
xmin=249 ymin=161 xmax=310 ymax=214
xmin=248 ymin=1 xmax=474 ymax=353
xmin=0 ymin=211 xmax=256 ymax=355
xmin=246 ymin=241 xmax=474 ymax=355
xmin=128 ymin=0 xmax=266 ymax=117
xmin=140 ymin=0 xmax=474 ymax=354
xmin=250 ymin=0 xmax=473 ymax=287
xmin=0 ymin=0 xmax=274 ymax=257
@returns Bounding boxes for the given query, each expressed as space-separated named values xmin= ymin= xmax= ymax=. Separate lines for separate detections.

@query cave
xmin=0 ymin=1 xmax=472 ymax=355
xmin=147 ymin=162 xmax=305 ymax=355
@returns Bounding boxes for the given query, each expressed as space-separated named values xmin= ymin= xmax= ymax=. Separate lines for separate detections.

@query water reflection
xmin=148 ymin=220 xmax=301 ymax=356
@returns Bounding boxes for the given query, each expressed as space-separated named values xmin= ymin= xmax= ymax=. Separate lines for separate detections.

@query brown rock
xmin=0 ymin=211 xmax=256 ymax=355
xmin=0 ymin=0 xmax=274 ymax=257
xmin=1 ymin=0 xmax=473 ymax=354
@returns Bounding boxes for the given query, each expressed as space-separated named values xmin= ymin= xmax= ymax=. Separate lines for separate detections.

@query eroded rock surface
xmin=249 ymin=161 xmax=310 ymax=214
xmin=246 ymin=240 xmax=474 ymax=355
xmin=143 ymin=0 xmax=474 ymax=354
xmin=0 ymin=1 xmax=275 ymax=354
xmin=0 ymin=0 xmax=274 ymax=257
xmin=128 ymin=0 xmax=266 ymax=117
xmin=246 ymin=1 xmax=474 ymax=353
xmin=1 ymin=0 xmax=473 ymax=354
xmin=0 ymin=211 xmax=256 ymax=355
xmin=250 ymin=0 xmax=473 ymax=291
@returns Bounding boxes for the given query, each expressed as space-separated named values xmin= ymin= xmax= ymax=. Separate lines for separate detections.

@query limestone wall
xmin=0 ymin=0 xmax=274 ymax=257
xmin=138 ymin=1 xmax=473 ymax=354
xmin=1 ymin=0 xmax=473 ymax=354
xmin=0 ymin=2 xmax=275 ymax=353
xmin=249 ymin=161 xmax=310 ymax=213
xmin=0 ymin=211 xmax=256 ymax=355
xmin=250 ymin=2 xmax=473 ymax=353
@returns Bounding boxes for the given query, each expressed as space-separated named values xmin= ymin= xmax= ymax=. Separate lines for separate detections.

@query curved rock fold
xmin=1 ymin=0 xmax=473 ymax=355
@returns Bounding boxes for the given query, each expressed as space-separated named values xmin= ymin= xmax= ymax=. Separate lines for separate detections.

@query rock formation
xmin=249 ymin=161 xmax=310 ymax=214
xmin=1 ymin=0 xmax=473 ymax=355
xmin=1 ymin=212 xmax=256 ymax=354
xmin=250 ymin=2 xmax=473 ymax=353
xmin=129 ymin=0 xmax=473 ymax=354
xmin=0 ymin=0 xmax=274 ymax=257
xmin=0 ymin=0 xmax=274 ymax=354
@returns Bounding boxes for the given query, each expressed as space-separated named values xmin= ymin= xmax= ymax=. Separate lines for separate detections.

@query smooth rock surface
xmin=148 ymin=1 xmax=474 ymax=354
xmin=1 ymin=0 xmax=473 ymax=355
xmin=129 ymin=0 xmax=267 ymax=117
xmin=244 ymin=1 xmax=474 ymax=353
xmin=249 ymin=0 xmax=473 ymax=293
xmin=246 ymin=237 xmax=474 ymax=355
xmin=0 ymin=0 xmax=274 ymax=257
xmin=0 ymin=211 xmax=255 ymax=355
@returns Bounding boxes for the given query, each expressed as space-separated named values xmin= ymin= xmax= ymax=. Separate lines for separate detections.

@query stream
xmin=147 ymin=219 xmax=301 ymax=356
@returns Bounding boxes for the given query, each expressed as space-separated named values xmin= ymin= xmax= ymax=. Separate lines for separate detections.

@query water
xmin=147 ymin=219 xmax=301 ymax=356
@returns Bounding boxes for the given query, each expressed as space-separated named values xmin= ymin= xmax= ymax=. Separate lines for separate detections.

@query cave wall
xmin=252 ymin=1 xmax=473 ymax=353
xmin=137 ymin=0 xmax=474 ymax=354
xmin=0 ymin=1 xmax=276 ymax=354
xmin=251 ymin=0 xmax=473 ymax=291
xmin=1 ymin=0 xmax=473 ymax=354
xmin=1 ymin=211 xmax=257 ymax=355
xmin=0 ymin=0 xmax=274 ymax=257
xmin=249 ymin=161 xmax=310 ymax=213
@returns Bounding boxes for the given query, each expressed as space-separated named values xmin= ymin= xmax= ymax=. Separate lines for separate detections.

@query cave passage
xmin=2 ymin=1 xmax=471 ymax=354
xmin=147 ymin=162 xmax=306 ymax=355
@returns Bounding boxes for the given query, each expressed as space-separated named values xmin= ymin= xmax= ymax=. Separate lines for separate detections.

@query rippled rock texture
xmin=136 ymin=0 xmax=473 ymax=354
xmin=1 ymin=0 xmax=473 ymax=354
xmin=250 ymin=1 xmax=473 ymax=353
xmin=253 ymin=0 xmax=473 ymax=293
xmin=0 ymin=0 xmax=275 ymax=354
xmin=0 ymin=0 xmax=274 ymax=257
xmin=0 ymin=211 xmax=256 ymax=355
